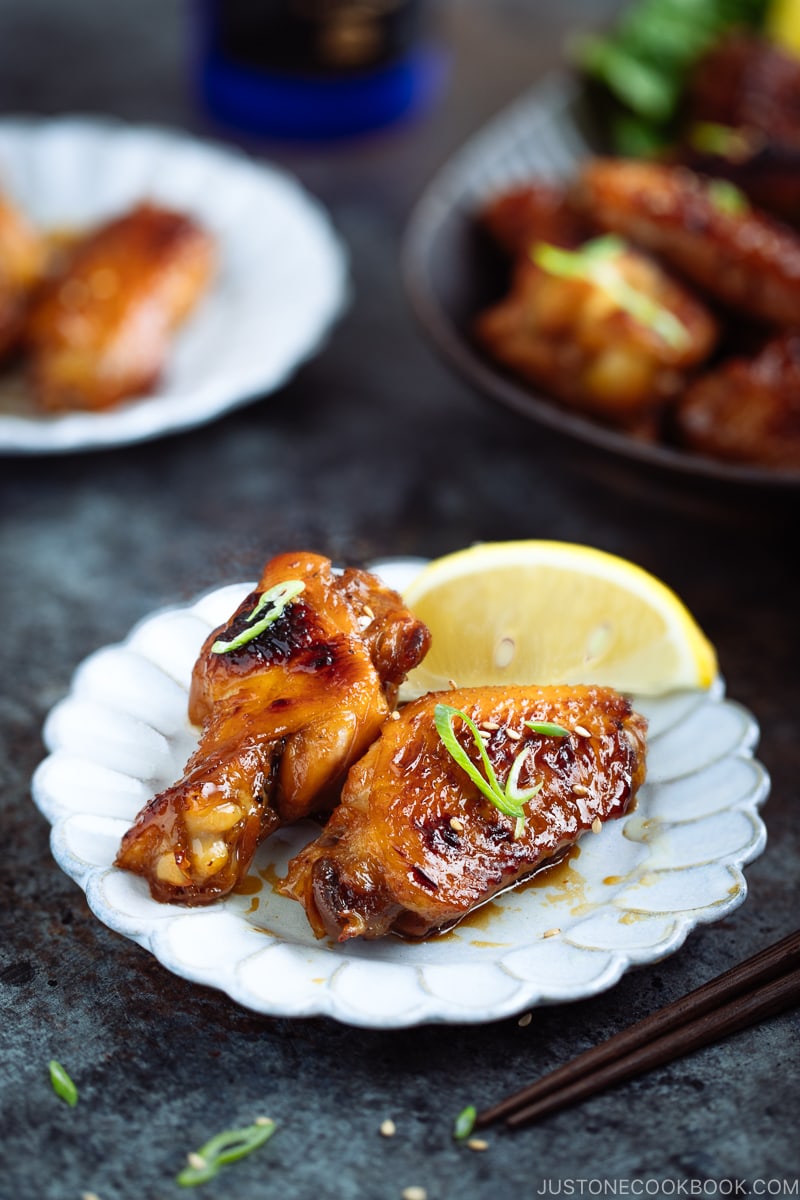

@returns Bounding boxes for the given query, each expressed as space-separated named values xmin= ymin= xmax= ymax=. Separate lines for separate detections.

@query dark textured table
xmin=1 ymin=3 xmax=798 ymax=1198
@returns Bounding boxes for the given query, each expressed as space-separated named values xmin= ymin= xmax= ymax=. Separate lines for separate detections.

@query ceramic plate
xmin=32 ymin=558 xmax=769 ymax=1027
xmin=402 ymin=74 xmax=800 ymax=490
xmin=0 ymin=117 xmax=348 ymax=453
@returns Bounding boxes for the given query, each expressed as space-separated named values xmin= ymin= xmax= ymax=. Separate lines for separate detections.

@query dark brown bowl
xmin=401 ymin=73 xmax=800 ymax=492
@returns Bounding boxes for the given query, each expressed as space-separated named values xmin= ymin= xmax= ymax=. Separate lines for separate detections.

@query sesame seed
xmin=82 ymin=1193 xmax=102 ymax=1200
xmin=187 ymin=1153 xmax=207 ymax=1170
xmin=478 ymin=729 xmax=491 ymax=741
xmin=448 ymin=679 xmax=458 ymax=690
xmin=481 ymin=720 xmax=500 ymax=731
xmin=402 ymin=1189 xmax=427 ymax=1200
xmin=363 ymin=605 xmax=375 ymax=620
xmin=572 ymin=783 xmax=590 ymax=796
xmin=517 ymin=1012 xmax=532 ymax=1027
xmin=506 ymin=728 xmax=522 ymax=741
xmin=543 ymin=927 xmax=561 ymax=939
xmin=592 ymin=817 xmax=603 ymax=834
xmin=574 ymin=725 xmax=592 ymax=738
xmin=380 ymin=1118 xmax=396 ymax=1137
xmin=450 ymin=817 xmax=465 ymax=832
xmin=254 ymin=1115 xmax=273 ymax=1126
xmin=467 ymin=1138 xmax=489 ymax=1151
xmin=390 ymin=710 xmax=401 ymax=721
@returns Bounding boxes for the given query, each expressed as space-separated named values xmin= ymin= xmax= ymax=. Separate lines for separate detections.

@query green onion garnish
xmin=49 ymin=1059 xmax=78 ymax=1107
xmin=689 ymin=122 xmax=751 ymax=161
xmin=453 ymin=1104 xmax=477 ymax=1140
xmin=176 ymin=1119 xmax=277 ymax=1187
xmin=525 ymin=721 xmax=570 ymax=738
xmin=533 ymin=237 xmax=692 ymax=352
xmin=707 ymin=179 xmax=749 ymax=217
xmin=211 ymin=580 xmax=305 ymax=655
xmin=434 ymin=704 xmax=544 ymax=839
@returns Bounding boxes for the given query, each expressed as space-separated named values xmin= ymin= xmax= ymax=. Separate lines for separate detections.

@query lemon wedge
xmin=767 ymin=0 xmax=800 ymax=56
xmin=401 ymin=541 xmax=717 ymax=699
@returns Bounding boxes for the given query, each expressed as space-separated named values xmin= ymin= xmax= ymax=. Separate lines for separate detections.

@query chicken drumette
xmin=116 ymin=551 xmax=431 ymax=904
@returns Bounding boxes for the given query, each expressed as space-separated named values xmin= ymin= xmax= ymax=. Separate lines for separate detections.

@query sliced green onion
xmin=435 ymin=704 xmax=546 ymax=838
xmin=525 ymin=721 xmax=571 ymax=738
xmin=177 ymin=1119 xmax=277 ymax=1187
xmin=707 ymin=179 xmax=749 ymax=217
xmin=49 ymin=1060 xmax=78 ymax=1107
xmin=211 ymin=580 xmax=305 ymax=655
xmin=533 ymin=238 xmax=692 ymax=352
xmin=453 ymin=1104 xmax=477 ymax=1140
xmin=689 ymin=121 xmax=751 ymax=160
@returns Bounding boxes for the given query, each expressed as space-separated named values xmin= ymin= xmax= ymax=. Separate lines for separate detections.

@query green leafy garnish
xmin=707 ymin=179 xmax=749 ymax=217
xmin=574 ymin=0 xmax=769 ymax=154
xmin=453 ymin=1104 xmax=477 ymax=1140
xmin=533 ymin=238 xmax=691 ymax=352
xmin=435 ymin=704 xmax=544 ymax=840
xmin=211 ymin=581 xmax=305 ymax=655
xmin=176 ymin=1119 xmax=277 ymax=1187
xmin=49 ymin=1060 xmax=78 ymax=1107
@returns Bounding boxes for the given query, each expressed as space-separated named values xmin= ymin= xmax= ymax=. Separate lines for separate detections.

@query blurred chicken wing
xmin=0 ymin=189 xmax=45 ymax=359
xmin=475 ymin=234 xmax=717 ymax=434
xmin=575 ymin=159 xmax=800 ymax=328
xmin=26 ymin=202 xmax=215 ymax=411
xmin=677 ymin=333 xmax=800 ymax=469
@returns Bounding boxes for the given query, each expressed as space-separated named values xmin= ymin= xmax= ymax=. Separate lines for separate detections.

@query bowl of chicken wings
xmin=403 ymin=71 xmax=800 ymax=487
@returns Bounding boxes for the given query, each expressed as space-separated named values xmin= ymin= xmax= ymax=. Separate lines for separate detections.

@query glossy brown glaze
xmin=280 ymin=685 xmax=647 ymax=941
xmin=475 ymin=243 xmax=717 ymax=435
xmin=574 ymin=159 xmax=800 ymax=328
xmin=115 ymin=551 xmax=431 ymax=904
xmin=677 ymin=332 xmax=800 ymax=468
xmin=0 ymin=190 xmax=45 ymax=359
xmin=479 ymin=182 xmax=592 ymax=258
xmin=26 ymin=202 xmax=216 ymax=411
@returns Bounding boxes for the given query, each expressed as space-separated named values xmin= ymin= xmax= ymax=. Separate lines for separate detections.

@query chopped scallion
xmin=49 ymin=1060 xmax=78 ymax=1107
xmin=176 ymin=1120 xmax=277 ymax=1187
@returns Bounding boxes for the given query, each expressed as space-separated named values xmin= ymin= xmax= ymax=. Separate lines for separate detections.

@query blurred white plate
xmin=0 ymin=117 xmax=348 ymax=453
xmin=32 ymin=559 xmax=769 ymax=1027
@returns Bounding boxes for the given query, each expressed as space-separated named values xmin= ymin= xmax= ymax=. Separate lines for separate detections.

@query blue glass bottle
xmin=196 ymin=1 xmax=447 ymax=140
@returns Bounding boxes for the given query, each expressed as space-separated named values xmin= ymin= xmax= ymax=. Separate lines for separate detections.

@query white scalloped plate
xmin=0 ymin=117 xmax=348 ymax=453
xmin=32 ymin=559 xmax=769 ymax=1027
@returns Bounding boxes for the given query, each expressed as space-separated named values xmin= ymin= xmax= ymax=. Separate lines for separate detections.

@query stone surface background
xmin=1 ymin=2 xmax=797 ymax=1197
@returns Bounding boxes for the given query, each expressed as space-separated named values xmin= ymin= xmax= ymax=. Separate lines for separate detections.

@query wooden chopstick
xmin=476 ymin=928 xmax=800 ymax=1130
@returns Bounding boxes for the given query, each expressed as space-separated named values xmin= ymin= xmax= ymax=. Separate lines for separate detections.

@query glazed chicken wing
xmin=116 ymin=552 xmax=431 ymax=905
xmin=0 ymin=190 xmax=45 ymax=359
xmin=475 ymin=236 xmax=717 ymax=434
xmin=280 ymin=685 xmax=647 ymax=941
xmin=574 ymin=159 xmax=800 ymax=328
xmin=26 ymin=202 xmax=215 ymax=411
xmin=479 ymin=182 xmax=593 ymax=258
xmin=676 ymin=332 xmax=800 ymax=469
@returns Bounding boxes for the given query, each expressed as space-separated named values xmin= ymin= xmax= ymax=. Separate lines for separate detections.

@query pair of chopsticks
xmin=476 ymin=928 xmax=800 ymax=1131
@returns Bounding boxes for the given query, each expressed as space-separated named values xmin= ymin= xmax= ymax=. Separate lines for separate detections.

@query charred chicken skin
xmin=280 ymin=685 xmax=647 ymax=941
xmin=116 ymin=552 xmax=431 ymax=905
xmin=574 ymin=159 xmax=800 ymax=328
xmin=26 ymin=202 xmax=215 ymax=412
